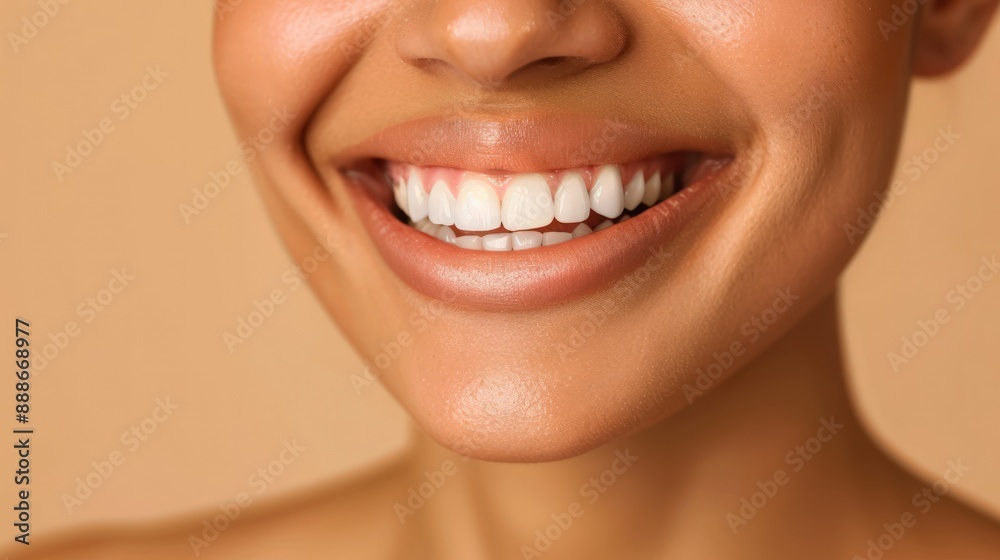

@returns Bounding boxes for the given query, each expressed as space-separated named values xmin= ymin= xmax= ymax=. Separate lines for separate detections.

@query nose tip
xmin=396 ymin=0 xmax=628 ymax=87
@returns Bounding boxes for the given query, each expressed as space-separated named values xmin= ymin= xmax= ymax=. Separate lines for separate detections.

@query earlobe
xmin=914 ymin=0 xmax=1000 ymax=76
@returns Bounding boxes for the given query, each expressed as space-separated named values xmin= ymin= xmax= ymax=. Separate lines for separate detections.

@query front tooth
xmin=482 ymin=233 xmax=513 ymax=251
xmin=623 ymin=171 xmax=645 ymax=211
xmin=542 ymin=232 xmax=573 ymax=246
xmin=642 ymin=172 xmax=661 ymax=207
xmin=571 ymin=223 xmax=593 ymax=238
xmin=502 ymin=173 xmax=553 ymax=230
xmin=511 ymin=231 xmax=543 ymax=250
xmin=455 ymin=177 xmax=501 ymax=231
xmin=434 ymin=225 xmax=457 ymax=244
xmin=590 ymin=165 xmax=625 ymax=219
xmin=455 ymin=235 xmax=483 ymax=250
xmin=393 ymin=179 xmax=409 ymax=214
xmin=406 ymin=171 xmax=428 ymax=222
xmin=553 ymin=173 xmax=590 ymax=223
xmin=428 ymin=180 xmax=456 ymax=226
xmin=594 ymin=220 xmax=613 ymax=232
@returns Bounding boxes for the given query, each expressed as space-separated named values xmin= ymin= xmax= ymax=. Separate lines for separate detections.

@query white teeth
xmin=400 ymin=162 xmax=681 ymax=250
xmin=482 ymin=233 xmax=512 ymax=251
xmin=501 ymin=173 xmax=554 ymax=230
xmin=455 ymin=236 xmax=483 ymax=250
xmin=393 ymin=179 xmax=409 ymax=214
xmin=590 ymin=165 xmax=625 ymax=219
xmin=406 ymin=171 xmax=428 ymax=222
xmin=435 ymin=225 xmax=456 ymax=244
xmin=641 ymin=172 xmax=661 ymax=207
xmin=623 ymin=171 xmax=645 ymax=212
xmin=428 ymin=180 xmax=456 ymax=226
xmin=542 ymin=232 xmax=572 ymax=246
xmin=553 ymin=173 xmax=590 ymax=223
xmin=455 ymin=177 xmax=501 ymax=232
xmin=571 ymin=223 xmax=593 ymax=238
xmin=511 ymin=231 xmax=543 ymax=250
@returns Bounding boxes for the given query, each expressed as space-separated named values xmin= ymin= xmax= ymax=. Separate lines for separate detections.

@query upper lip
xmin=332 ymin=113 xmax=735 ymax=173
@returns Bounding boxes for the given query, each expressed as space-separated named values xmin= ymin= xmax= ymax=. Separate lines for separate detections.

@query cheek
xmin=213 ymin=0 xmax=391 ymax=135
xmin=660 ymin=1 xmax=911 ymax=126
xmin=697 ymin=2 xmax=914 ymax=243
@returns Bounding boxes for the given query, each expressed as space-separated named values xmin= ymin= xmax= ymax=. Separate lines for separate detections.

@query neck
xmin=410 ymin=292 xmax=986 ymax=559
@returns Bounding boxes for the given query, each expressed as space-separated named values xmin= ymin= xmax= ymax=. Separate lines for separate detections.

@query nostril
xmin=532 ymin=57 xmax=568 ymax=69
xmin=503 ymin=56 xmax=593 ymax=82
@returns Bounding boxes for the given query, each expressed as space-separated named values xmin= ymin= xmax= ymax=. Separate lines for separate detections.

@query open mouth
xmin=330 ymin=115 xmax=742 ymax=308
xmin=372 ymin=153 xmax=715 ymax=251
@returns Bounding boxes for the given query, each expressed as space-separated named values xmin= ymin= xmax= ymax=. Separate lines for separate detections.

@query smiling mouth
xmin=332 ymin=114 xmax=742 ymax=308
xmin=373 ymin=153 xmax=720 ymax=251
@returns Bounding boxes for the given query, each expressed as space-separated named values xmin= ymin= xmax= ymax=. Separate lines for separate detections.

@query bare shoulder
xmin=8 ymin=455 xmax=422 ymax=560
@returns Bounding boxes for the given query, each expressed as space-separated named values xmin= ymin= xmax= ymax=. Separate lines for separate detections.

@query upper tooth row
xmin=393 ymin=167 xmax=673 ymax=232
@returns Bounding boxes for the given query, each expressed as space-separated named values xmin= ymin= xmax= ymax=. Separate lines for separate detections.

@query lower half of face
xmin=214 ymin=0 xmax=914 ymax=461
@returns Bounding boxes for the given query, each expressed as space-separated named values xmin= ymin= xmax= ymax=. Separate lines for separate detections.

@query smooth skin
xmin=22 ymin=0 xmax=1000 ymax=558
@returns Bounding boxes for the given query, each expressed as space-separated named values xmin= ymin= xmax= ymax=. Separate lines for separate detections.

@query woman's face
xmin=213 ymin=0 xmax=917 ymax=461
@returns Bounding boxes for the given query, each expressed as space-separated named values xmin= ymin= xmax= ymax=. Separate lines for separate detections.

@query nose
xmin=396 ymin=0 xmax=628 ymax=88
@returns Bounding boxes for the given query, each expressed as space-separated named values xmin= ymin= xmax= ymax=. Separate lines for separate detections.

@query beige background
xmin=0 ymin=2 xmax=997 ymax=538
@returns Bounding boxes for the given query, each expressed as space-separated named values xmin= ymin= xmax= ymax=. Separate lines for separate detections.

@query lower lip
xmin=348 ymin=171 xmax=721 ymax=310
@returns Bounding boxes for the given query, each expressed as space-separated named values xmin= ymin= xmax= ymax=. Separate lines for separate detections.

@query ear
xmin=914 ymin=0 xmax=1000 ymax=76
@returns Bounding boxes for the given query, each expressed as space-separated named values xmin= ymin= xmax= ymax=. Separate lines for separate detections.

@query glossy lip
xmin=332 ymin=113 xmax=734 ymax=173
xmin=332 ymin=114 xmax=743 ymax=310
